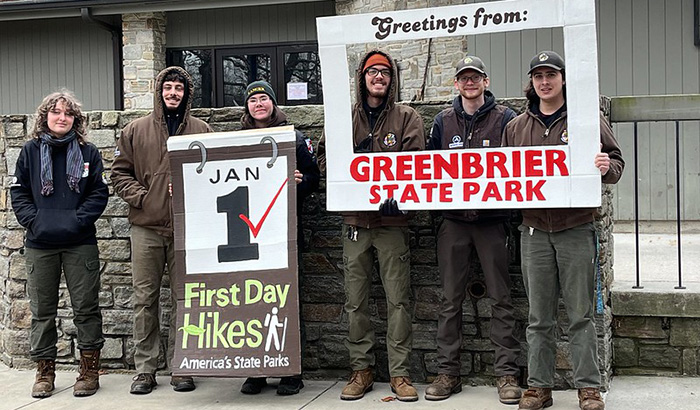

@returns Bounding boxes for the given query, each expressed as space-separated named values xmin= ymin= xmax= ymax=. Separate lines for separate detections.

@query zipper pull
xmin=468 ymin=131 xmax=473 ymax=140
xmin=543 ymin=128 xmax=550 ymax=139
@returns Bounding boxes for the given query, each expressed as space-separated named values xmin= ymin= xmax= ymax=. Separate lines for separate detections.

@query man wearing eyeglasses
xmin=503 ymin=51 xmax=623 ymax=410
xmin=318 ymin=50 xmax=424 ymax=402
xmin=425 ymin=55 xmax=520 ymax=404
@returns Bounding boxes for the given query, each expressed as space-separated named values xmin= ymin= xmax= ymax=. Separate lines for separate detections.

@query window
xmin=168 ymin=43 xmax=322 ymax=108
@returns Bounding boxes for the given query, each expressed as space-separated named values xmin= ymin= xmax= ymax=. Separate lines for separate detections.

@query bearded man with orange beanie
xmin=318 ymin=50 xmax=425 ymax=402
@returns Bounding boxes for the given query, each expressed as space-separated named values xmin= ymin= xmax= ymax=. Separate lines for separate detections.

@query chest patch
xmin=448 ymin=135 xmax=463 ymax=149
xmin=82 ymin=162 xmax=90 ymax=178
xmin=482 ymin=139 xmax=490 ymax=147
xmin=383 ymin=132 xmax=397 ymax=147
xmin=304 ymin=138 xmax=314 ymax=155
xmin=560 ymin=130 xmax=569 ymax=144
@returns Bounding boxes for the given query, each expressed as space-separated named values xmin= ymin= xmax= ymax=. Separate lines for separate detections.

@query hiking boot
xmin=497 ymin=375 xmax=522 ymax=404
xmin=518 ymin=387 xmax=553 ymax=410
xmin=31 ymin=359 xmax=55 ymax=398
xmin=241 ymin=377 xmax=267 ymax=394
xmin=74 ymin=350 xmax=100 ymax=397
xmin=171 ymin=376 xmax=196 ymax=392
xmin=390 ymin=376 xmax=418 ymax=402
xmin=424 ymin=374 xmax=462 ymax=401
xmin=578 ymin=387 xmax=605 ymax=410
xmin=277 ymin=376 xmax=304 ymax=395
xmin=130 ymin=373 xmax=157 ymax=394
xmin=340 ymin=368 xmax=373 ymax=400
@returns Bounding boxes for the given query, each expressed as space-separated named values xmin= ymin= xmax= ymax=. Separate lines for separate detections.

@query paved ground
xmin=1 ymin=363 xmax=698 ymax=410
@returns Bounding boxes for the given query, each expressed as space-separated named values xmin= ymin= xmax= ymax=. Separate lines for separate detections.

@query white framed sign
xmin=317 ymin=0 xmax=602 ymax=211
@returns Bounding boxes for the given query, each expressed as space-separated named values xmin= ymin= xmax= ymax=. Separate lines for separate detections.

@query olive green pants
xmin=26 ymin=245 xmax=103 ymax=361
xmin=520 ymin=223 xmax=601 ymax=388
xmin=342 ymin=225 xmax=412 ymax=377
xmin=131 ymin=225 xmax=177 ymax=374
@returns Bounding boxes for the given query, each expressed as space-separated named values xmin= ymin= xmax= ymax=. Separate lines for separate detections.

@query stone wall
xmin=337 ymin=0 xmax=472 ymax=102
xmin=0 ymin=100 xmax=616 ymax=389
xmin=611 ymin=287 xmax=700 ymax=376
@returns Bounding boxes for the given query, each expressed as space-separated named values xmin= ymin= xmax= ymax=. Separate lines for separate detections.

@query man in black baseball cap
xmin=426 ymin=55 xmax=520 ymax=404
xmin=503 ymin=51 xmax=624 ymax=410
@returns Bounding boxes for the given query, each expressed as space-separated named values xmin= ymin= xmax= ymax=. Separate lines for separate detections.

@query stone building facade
xmin=122 ymin=12 xmax=167 ymax=110
xmin=0 ymin=99 xmax=619 ymax=389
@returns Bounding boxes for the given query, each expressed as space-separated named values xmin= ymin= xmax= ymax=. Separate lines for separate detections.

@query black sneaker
xmin=130 ymin=373 xmax=157 ymax=395
xmin=277 ymin=376 xmax=304 ymax=395
xmin=240 ymin=377 xmax=267 ymax=394
xmin=171 ymin=376 xmax=196 ymax=392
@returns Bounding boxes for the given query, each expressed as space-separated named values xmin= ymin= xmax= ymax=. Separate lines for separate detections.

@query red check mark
xmin=239 ymin=177 xmax=289 ymax=238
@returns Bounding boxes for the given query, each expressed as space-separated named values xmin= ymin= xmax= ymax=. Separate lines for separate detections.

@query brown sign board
xmin=166 ymin=127 xmax=301 ymax=377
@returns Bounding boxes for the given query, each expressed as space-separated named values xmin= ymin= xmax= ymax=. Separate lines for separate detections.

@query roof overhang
xmin=0 ymin=0 xmax=326 ymax=21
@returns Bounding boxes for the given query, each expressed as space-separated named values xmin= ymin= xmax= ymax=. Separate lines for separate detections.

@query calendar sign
xmin=167 ymin=126 xmax=301 ymax=377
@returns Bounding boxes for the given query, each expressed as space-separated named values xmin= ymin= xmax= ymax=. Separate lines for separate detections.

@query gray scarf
xmin=39 ymin=131 xmax=83 ymax=196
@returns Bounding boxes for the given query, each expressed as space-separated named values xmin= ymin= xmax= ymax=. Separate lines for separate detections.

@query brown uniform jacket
xmin=502 ymin=107 xmax=624 ymax=232
xmin=317 ymin=50 xmax=425 ymax=228
xmin=111 ymin=66 xmax=212 ymax=237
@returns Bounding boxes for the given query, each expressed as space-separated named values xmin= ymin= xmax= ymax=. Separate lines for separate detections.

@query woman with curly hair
xmin=10 ymin=90 xmax=108 ymax=398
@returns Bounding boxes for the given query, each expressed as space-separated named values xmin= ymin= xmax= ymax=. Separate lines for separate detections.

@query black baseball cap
xmin=455 ymin=56 xmax=487 ymax=77
xmin=528 ymin=51 xmax=565 ymax=75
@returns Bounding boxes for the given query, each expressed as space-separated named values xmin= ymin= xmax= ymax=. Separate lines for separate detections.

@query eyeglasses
xmin=456 ymin=74 xmax=484 ymax=84
xmin=365 ymin=68 xmax=392 ymax=78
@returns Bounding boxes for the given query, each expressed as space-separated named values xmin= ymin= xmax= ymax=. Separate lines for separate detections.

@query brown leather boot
xmin=424 ymin=374 xmax=462 ymax=401
xmin=32 ymin=359 xmax=56 ymax=398
xmin=578 ymin=387 xmax=605 ymax=410
xmin=340 ymin=368 xmax=373 ymax=400
xmin=390 ymin=376 xmax=418 ymax=402
xmin=518 ymin=387 xmax=553 ymax=410
xmin=498 ymin=375 xmax=522 ymax=404
xmin=73 ymin=350 xmax=100 ymax=397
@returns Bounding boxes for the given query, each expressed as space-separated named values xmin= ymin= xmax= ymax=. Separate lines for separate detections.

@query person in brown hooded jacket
xmin=318 ymin=50 xmax=425 ymax=402
xmin=502 ymin=51 xmax=623 ymax=410
xmin=112 ymin=66 xmax=212 ymax=395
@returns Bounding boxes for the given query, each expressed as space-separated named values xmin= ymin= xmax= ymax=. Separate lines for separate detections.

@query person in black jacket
xmin=425 ymin=56 xmax=521 ymax=404
xmin=238 ymin=80 xmax=320 ymax=396
xmin=10 ymin=91 xmax=108 ymax=399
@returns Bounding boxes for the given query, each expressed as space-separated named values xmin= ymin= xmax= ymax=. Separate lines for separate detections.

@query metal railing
xmin=610 ymin=94 xmax=700 ymax=289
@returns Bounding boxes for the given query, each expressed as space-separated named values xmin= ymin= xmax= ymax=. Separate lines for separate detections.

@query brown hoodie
xmin=111 ymin=66 xmax=212 ymax=236
xmin=318 ymin=50 xmax=425 ymax=228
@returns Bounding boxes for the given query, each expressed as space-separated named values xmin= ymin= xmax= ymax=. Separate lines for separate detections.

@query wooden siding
xmin=465 ymin=0 xmax=700 ymax=221
xmin=166 ymin=1 xmax=335 ymax=48
xmin=0 ymin=17 xmax=115 ymax=115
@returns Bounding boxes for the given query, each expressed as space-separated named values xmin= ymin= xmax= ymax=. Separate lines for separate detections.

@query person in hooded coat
xmin=112 ymin=66 xmax=212 ymax=395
